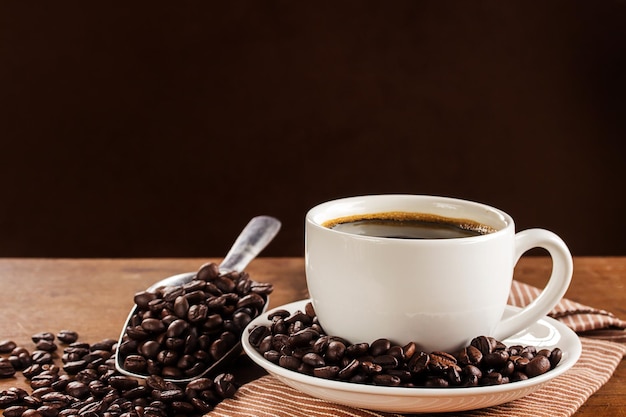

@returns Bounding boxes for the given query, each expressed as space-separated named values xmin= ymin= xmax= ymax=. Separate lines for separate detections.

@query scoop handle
xmin=219 ymin=215 xmax=282 ymax=273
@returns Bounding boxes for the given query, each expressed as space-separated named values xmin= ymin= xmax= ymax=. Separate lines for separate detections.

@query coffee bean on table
xmin=31 ymin=333 xmax=54 ymax=344
xmin=248 ymin=301 xmax=564 ymax=388
xmin=55 ymin=330 xmax=78 ymax=344
xmin=0 ymin=340 xmax=17 ymax=354
xmin=0 ymin=358 xmax=16 ymax=378
xmin=0 ymin=331 xmax=238 ymax=417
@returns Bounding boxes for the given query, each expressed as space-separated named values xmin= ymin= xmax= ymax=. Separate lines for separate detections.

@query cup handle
xmin=492 ymin=228 xmax=573 ymax=341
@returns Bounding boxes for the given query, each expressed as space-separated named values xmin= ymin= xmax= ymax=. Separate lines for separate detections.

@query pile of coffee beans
xmin=1 ymin=263 xmax=274 ymax=417
xmin=248 ymin=302 xmax=563 ymax=388
xmin=0 ymin=331 xmax=236 ymax=417
xmin=118 ymin=262 xmax=272 ymax=380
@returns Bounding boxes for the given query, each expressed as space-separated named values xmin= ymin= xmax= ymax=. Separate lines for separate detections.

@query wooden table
xmin=1 ymin=257 xmax=624 ymax=415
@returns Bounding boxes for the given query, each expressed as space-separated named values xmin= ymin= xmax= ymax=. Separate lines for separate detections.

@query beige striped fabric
xmin=208 ymin=281 xmax=626 ymax=417
xmin=510 ymin=281 xmax=626 ymax=344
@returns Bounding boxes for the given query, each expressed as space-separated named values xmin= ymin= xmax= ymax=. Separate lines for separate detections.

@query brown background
xmin=1 ymin=1 xmax=625 ymax=258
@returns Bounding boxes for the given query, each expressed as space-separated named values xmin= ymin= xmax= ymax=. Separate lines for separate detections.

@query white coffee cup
xmin=305 ymin=195 xmax=573 ymax=353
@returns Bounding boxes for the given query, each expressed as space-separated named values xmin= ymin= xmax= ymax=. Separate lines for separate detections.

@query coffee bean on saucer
xmin=249 ymin=301 xmax=564 ymax=388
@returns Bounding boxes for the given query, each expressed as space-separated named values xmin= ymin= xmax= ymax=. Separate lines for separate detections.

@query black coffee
xmin=323 ymin=212 xmax=496 ymax=239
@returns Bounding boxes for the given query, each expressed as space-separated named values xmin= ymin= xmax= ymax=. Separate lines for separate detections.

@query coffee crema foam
xmin=322 ymin=211 xmax=497 ymax=239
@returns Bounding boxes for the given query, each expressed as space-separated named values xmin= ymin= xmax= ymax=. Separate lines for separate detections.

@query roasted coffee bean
xmin=209 ymin=339 xmax=231 ymax=361
xmin=513 ymin=355 xmax=530 ymax=371
xmin=483 ymin=350 xmax=509 ymax=368
xmin=373 ymin=354 xmax=399 ymax=370
xmin=402 ymin=342 xmax=417 ymax=360
xmin=41 ymin=391 xmax=71 ymax=407
xmin=425 ymin=377 xmax=449 ymax=387
xmin=30 ymin=373 xmax=58 ymax=389
xmin=233 ymin=310 xmax=253 ymax=330
xmin=55 ymin=330 xmax=79 ymax=344
xmin=387 ymin=369 xmax=413 ymax=383
xmin=510 ymin=371 xmax=529 ymax=382
xmin=197 ymin=262 xmax=220 ymax=281
xmin=302 ymin=352 xmax=325 ymax=367
xmin=263 ymin=350 xmax=281 ymax=363
xmin=268 ymin=309 xmax=290 ymax=320
xmin=345 ymin=342 xmax=369 ymax=357
xmin=37 ymin=405 xmax=60 ymax=417
xmin=202 ymin=313 xmax=222 ymax=331
xmin=408 ymin=351 xmax=430 ymax=374
xmin=360 ymin=360 xmax=383 ymax=374
xmin=525 ymin=355 xmax=551 ymax=377
xmin=31 ymin=351 xmax=53 ymax=365
xmin=0 ymin=339 xmax=17 ymax=353
xmin=287 ymin=329 xmax=315 ymax=348
xmin=236 ymin=293 xmax=265 ymax=310
xmin=0 ymin=358 xmax=17 ymax=377
xmin=387 ymin=345 xmax=405 ymax=362
xmin=482 ymin=371 xmax=504 ymax=385
xmin=313 ymin=365 xmax=340 ymax=379
xmin=458 ymin=345 xmax=483 ymax=366
xmin=429 ymin=351 xmax=458 ymax=372
xmin=470 ymin=336 xmax=494 ymax=355
xmin=250 ymin=281 xmax=274 ymax=295
xmin=284 ymin=311 xmax=311 ymax=326
xmin=156 ymin=350 xmax=178 ymax=366
xmin=173 ymin=295 xmax=190 ymax=318
xmin=23 ymin=364 xmax=44 ymax=379
xmin=64 ymin=380 xmax=89 ymax=398
xmin=32 ymin=332 xmax=55 ymax=344
xmin=278 ymin=355 xmax=301 ymax=371
xmin=3 ymin=405 xmax=29 ymax=417
xmin=537 ymin=348 xmax=552 ymax=357
xmin=325 ymin=340 xmax=346 ymax=362
xmin=123 ymin=355 xmax=147 ymax=373
xmin=22 ymin=394 xmax=43 ymax=407
xmin=91 ymin=339 xmax=117 ymax=352
xmin=35 ymin=340 xmax=58 ymax=352
xmin=0 ymin=391 xmax=18 ymax=407
xmin=549 ymin=347 xmax=563 ymax=369
xmin=248 ymin=325 xmax=270 ymax=347
xmin=462 ymin=373 xmax=480 ymax=387
xmin=62 ymin=360 xmax=87 ymax=374
xmin=141 ymin=318 xmax=166 ymax=333
xmin=337 ymin=358 xmax=360 ymax=380
xmin=373 ymin=374 xmax=401 ymax=386
xmin=186 ymin=377 xmax=213 ymax=391
xmin=369 ymin=339 xmax=391 ymax=356
xmin=166 ymin=319 xmax=189 ymax=338
xmin=214 ymin=373 xmax=237 ymax=398
xmin=49 ymin=374 xmax=71 ymax=391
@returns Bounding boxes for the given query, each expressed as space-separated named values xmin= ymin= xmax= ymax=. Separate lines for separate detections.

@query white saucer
xmin=242 ymin=300 xmax=582 ymax=413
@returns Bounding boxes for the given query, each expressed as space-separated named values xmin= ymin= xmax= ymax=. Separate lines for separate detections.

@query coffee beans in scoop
xmin=118 ymin=262 xmax=273 ymax=380
xmin=248 ymin=302 xmax=563 ymax=388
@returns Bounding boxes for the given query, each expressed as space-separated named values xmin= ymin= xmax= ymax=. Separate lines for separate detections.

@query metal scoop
xmin=115 ymin=215 xmax=281 ymax=383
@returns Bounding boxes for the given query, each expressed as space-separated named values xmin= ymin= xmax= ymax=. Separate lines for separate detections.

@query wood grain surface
xmin=0 ymin=257 xmax=624 ymax=415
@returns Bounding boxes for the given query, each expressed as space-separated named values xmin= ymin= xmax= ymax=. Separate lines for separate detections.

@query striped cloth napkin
xmin=208 ymin=280 xmax=626 ymax=417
